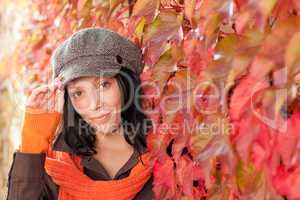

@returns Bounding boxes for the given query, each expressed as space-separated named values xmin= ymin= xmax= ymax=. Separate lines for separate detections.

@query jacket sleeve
xmin=5 ymin=150 xmax=59 ymax=200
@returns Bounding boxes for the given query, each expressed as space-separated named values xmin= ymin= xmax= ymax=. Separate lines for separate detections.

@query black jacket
xmin=5 ymin=130 xmax=154 ymax=200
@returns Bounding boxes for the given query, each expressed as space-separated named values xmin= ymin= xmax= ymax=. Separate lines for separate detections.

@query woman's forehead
xmin=67 ymin=76 xmax=109 ymax=88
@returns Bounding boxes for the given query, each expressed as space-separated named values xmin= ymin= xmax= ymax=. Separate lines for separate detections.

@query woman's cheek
xmin=72 ymin=97 xmax=90 ymax=111
xmin=106 ymin=87 xmax=122 ymax=108
xmin=76 ymin=100 xmax=89 ymax=110
xmin=71 ymin=99 xmax=89 ymax=117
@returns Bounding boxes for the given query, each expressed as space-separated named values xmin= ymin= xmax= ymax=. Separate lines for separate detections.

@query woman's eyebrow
xmin=68 ymin=77 xmax=106 ymax=89
xmin=93 ymin=77 xmax=108 ymax=87
xmin=67 ymin=84 xmax=78 ymax=90
xmin=93 ymin=77 xmax=101 ymax=86
xmin=67 ymin=80 xmax=84 ymax=90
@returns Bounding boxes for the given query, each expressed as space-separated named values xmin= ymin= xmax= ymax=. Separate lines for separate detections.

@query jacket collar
xmin=51 ymin=131 xmax=75 ymax=153
xmin=50 ymin=131 xmax=147 ymax=180
xmin=51 ymin=131 xmax=147 ymax=156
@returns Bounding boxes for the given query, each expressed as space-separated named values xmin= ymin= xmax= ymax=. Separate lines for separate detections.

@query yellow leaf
xmin=285 ymin=32 xmax=300 ymax=77
xmin=134 ymin=16 xmax=146 ymax=40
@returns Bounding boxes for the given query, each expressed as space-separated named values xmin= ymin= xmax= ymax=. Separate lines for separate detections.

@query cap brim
xmin=60 ymin=58 xmax=121 ymax=87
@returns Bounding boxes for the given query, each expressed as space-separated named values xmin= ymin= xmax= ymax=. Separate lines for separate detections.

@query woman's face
xmin=66 ymin=76 xmax=122 ymax=135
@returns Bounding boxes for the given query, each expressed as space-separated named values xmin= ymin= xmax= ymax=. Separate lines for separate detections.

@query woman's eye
xmin=100 ymin=81 xmax=110 ymax=89
xmin=72 ymin=91 xmax=83 ymax=98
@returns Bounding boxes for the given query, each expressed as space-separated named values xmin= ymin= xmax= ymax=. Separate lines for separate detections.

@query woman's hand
xmin=20 ymin=76 xmax=65 ymax=153
xmin=25 ymin=76 xmax=65 ymax=113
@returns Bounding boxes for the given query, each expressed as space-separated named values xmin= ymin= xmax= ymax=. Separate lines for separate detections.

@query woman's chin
xmin=92 ymin=123 xmax=121 ymax=136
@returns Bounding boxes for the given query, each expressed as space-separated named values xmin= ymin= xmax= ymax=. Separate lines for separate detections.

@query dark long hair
xmin=61 ymin=67 xmax=153 ymax=160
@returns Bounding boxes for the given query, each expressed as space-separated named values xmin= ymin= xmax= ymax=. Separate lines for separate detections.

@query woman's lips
xmin=90 ymin=112 xmax=111 ymax=123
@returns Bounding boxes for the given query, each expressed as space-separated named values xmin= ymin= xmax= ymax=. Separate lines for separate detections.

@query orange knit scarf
xmin=44 ymin=147 xmax=153 ymax=200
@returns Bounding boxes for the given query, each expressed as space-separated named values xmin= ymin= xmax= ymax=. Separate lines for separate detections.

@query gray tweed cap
xmin=51 ymin=27 xmax=144 ymax=86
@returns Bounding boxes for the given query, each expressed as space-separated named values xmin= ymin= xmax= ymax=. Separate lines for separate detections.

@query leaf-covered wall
xmin=0 ymin=0 xmax=300 ymax=199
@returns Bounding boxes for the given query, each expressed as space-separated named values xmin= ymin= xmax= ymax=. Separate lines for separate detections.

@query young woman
xmin=6 ymin=28 xmax=154 ymax=200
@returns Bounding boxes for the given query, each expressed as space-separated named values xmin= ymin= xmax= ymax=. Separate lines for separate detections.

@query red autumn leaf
xmin=160 ymin=69 xmax=197 ymax=123
xmin=275 ymin=112 xmax=300 ymax=168
xmin=184 ymin=0 xmax=196 ymax=27
xmin=143 ymin=10 xmax=183 ymax=47
xmin=131 ymin=0 xmax=159 ymax=23
xmin=6 ymin=0 xmax=300 ymax=199
xmin=77 ymin=0 xmax=89 ymax=11
xmin=153 ymin=155 xmax=177 ymax=199
xmin=250 ymin=123 xmax=273 ymax=170
xmin=109 ymin=0 xmax=126 ymax=15
xmin=230 ymin=75 xmax=269 ymax=121
xmin=232 ymin=111 xmax=262 ymax=162
xmin=176 ymin=155 xmax=194 ymax=198
xmin=183 ymin=30 xmax=213 ymax=76
xmin=272 ymin=165 xmax=300 ymax=199
xmin=234 ymin=0 xmax=248 ymax=11
xmin=146 ymin=124 xmax=174 ymax=161
xmin=171 ymin=127 xmax=189 ymax=162
xmin=143 ymin=40 xmax=168 ymax=66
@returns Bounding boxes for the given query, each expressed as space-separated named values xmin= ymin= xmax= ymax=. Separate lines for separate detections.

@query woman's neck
xmin=92 ymin=125 xmax=135 ymax=179
xmin=94 ymin=125 xmax=132 ymax=152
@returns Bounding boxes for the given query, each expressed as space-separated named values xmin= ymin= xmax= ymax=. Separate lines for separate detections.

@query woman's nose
xmin=89 ymin=89 xmax=103 ymax=111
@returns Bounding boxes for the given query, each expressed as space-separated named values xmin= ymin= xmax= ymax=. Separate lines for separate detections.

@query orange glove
xmin=20 ymin=106 xmax=62 ymax=153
